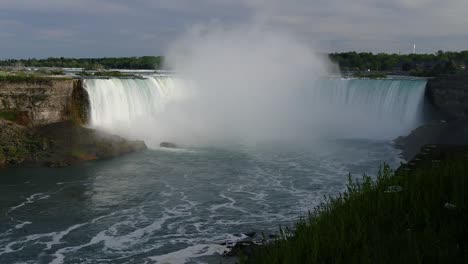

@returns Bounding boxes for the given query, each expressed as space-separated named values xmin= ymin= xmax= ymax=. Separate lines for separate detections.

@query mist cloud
xmin=149 ymin=23 xmax=333 ymax=145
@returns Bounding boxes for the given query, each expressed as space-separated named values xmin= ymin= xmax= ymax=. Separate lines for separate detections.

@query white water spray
xmin=84 ymin=75 xmax=426 ymax=147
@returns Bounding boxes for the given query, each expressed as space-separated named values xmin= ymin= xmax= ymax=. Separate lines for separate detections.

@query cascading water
xmin=307 ymin=78 xmax=427 ymax=139
xmin=84 ymin=77 xmax=183 ymax=128
xmin=84 ymin=77 xmax=427 ymax=146
xmin=84 ymin=77 xmax=190 ymax=146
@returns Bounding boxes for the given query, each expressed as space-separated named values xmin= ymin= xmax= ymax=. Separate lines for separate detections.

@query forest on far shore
xmin=0 ymin=56 xmax=164 ymax=71
xmin=329 ymin=50 xmax=468 ymax=76
xmin=0 ymin=50 xmax=467 ymax=77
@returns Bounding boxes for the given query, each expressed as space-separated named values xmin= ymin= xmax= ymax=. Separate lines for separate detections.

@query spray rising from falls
xmin=84 ymin=77 xmax=427 ymax=147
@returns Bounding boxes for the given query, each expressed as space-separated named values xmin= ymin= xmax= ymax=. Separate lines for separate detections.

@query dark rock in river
xmin=160 ymin=142 xmax=177 ymax=148
xmin=223 ymin=240 xmax=262 ymax=257
xmin=245 ymin=232 xmax=256 ymax=238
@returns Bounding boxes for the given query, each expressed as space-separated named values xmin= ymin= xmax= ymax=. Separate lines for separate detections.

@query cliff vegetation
xmin=247 ymin=145 xmax=468 ymax=263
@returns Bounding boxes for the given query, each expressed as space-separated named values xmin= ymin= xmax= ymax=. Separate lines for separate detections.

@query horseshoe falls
xmin=83 ymin=77 xmax=427 ymax=145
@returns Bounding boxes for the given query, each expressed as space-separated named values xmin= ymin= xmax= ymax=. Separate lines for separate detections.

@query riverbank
xmin=0 ymin=119 xmax=146 ymax=168
xmin=245 ymin=144 xmax=468 ymax=263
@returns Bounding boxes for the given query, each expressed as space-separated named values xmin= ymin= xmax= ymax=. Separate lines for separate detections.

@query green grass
xmin=0 ymin=111 xmax=21 ymax=122
xmin=248 ymin=146 xmax=468 ymax=263
xmin=70 ymin=149 xmax=88 ymax=159
xmin=0 ymin=72 xmax=70 ymax=83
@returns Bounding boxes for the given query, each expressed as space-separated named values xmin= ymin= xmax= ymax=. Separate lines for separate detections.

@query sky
xmin=0 ymin=0 xmax=467 ymax=58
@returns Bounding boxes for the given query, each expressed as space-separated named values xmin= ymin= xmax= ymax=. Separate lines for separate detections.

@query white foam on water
xmin=14 ymin=221 xmax=32 ymax=229
xmin=99 ymin=214 xmax=170 ymax=250
xmin=148 ymin=244 xmax=228 ymax=264
xmin=157 ymin=147 xmax=199 ymax=154
xmin=43 ymin=223 xmax=88 ymax=250
xmin=0 ymin=222 xmax=87 ymax=256
xmin=208 ymin=193 xmax=249 ymax=215
xmin=8 ymin=193 xmax=50 ymax=212
xmin=49 ymin=212 xmax=172 ymax=264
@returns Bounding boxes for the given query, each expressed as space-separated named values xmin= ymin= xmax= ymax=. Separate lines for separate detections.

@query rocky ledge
xmin=394 ymin=120 xmax=468 ymax=160
xmin=0 ymin=120 xmax=146 ymax=168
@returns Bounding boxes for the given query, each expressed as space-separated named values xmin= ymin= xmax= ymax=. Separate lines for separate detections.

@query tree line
xmin=1 ymin=51 xmax=467 ymax=76
xmin=0 ymin=56 xmax=164 ymax=70
xmin=329 ymin=50 xmax=468 ymax=76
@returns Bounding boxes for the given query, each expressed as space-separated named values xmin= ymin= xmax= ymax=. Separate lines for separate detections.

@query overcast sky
xmin=0 ymin=0 xmax=466 ymax=58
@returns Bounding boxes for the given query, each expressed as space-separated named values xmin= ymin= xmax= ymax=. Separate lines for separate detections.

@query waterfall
xmin=84 ymin=77 xmax=183 ymax=128
xmin=306 ymin=78 xmax=427 ymax=139
xmin=84 ymin=77 xmax=427 ymax=146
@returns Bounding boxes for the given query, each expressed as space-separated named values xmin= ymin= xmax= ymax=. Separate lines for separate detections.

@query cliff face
xmin=0 ymin=79 xmax=89 ymax=126
xmin=426 ymin=74 xmax=468 ymax=120
xmin=396 ymin=74 xmax=468 ymax=160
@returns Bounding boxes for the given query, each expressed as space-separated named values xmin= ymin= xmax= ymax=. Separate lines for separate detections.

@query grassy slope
xmin=0 ymin=72 xmax=71 ymax=83
xmin=249 ymin=145 xmax=467 ymax=263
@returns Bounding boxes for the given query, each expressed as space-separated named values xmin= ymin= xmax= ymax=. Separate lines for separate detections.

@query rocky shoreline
xmin=394 ymin=120 xmax=468 ymax=160
xmin=0 ymin=119 xmax=146 ymax=168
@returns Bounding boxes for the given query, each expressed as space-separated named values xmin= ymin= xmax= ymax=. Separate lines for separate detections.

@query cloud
xmin=242 ymin=0 xmax=468 ymax=52
xmin=0 ymin=0 xmax=466 ymax=57
xmin=37 ymin=28 xmax=77 ymax=39
xmin=0 ymin=0 xmax=132 ymax=14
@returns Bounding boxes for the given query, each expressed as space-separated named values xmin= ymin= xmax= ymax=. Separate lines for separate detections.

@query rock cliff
xmin=396 ymin=74 xmax=468 ymax=160
xmin=426 ymin=74 xmax=468 ymax=120
xmin=0 ymin=78 xmax=89 ymax=126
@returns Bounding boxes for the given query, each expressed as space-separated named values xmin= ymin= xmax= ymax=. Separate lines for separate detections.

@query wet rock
xmin=444 ymin=202 xmax=456 ymax=209
xmin=160 ymin=142 xmax=177 ymax=148
xmin=245 ymin=232 xmax=256 ymax=238
xmin=223 ymin=240 xmax=261 ymax=257
xmin=46 ymin=161 xmax=70 ymax=168
xmin=268 ymin=234 xmax=278 ymax=239
xmin=394 ymin=120 xmax=468 ymax=161
xmin=384 ymin=185 xmax=404 ymax=193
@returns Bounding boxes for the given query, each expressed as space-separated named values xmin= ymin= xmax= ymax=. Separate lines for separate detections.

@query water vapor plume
xmin=160 ymin=22 xmax=335 ymax=146
xmin=84 ymin=17 xmax=426 ymax=148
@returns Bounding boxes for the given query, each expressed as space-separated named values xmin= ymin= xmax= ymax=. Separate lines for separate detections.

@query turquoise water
xmin=0 ymin=140 xmax=401 ymax=263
